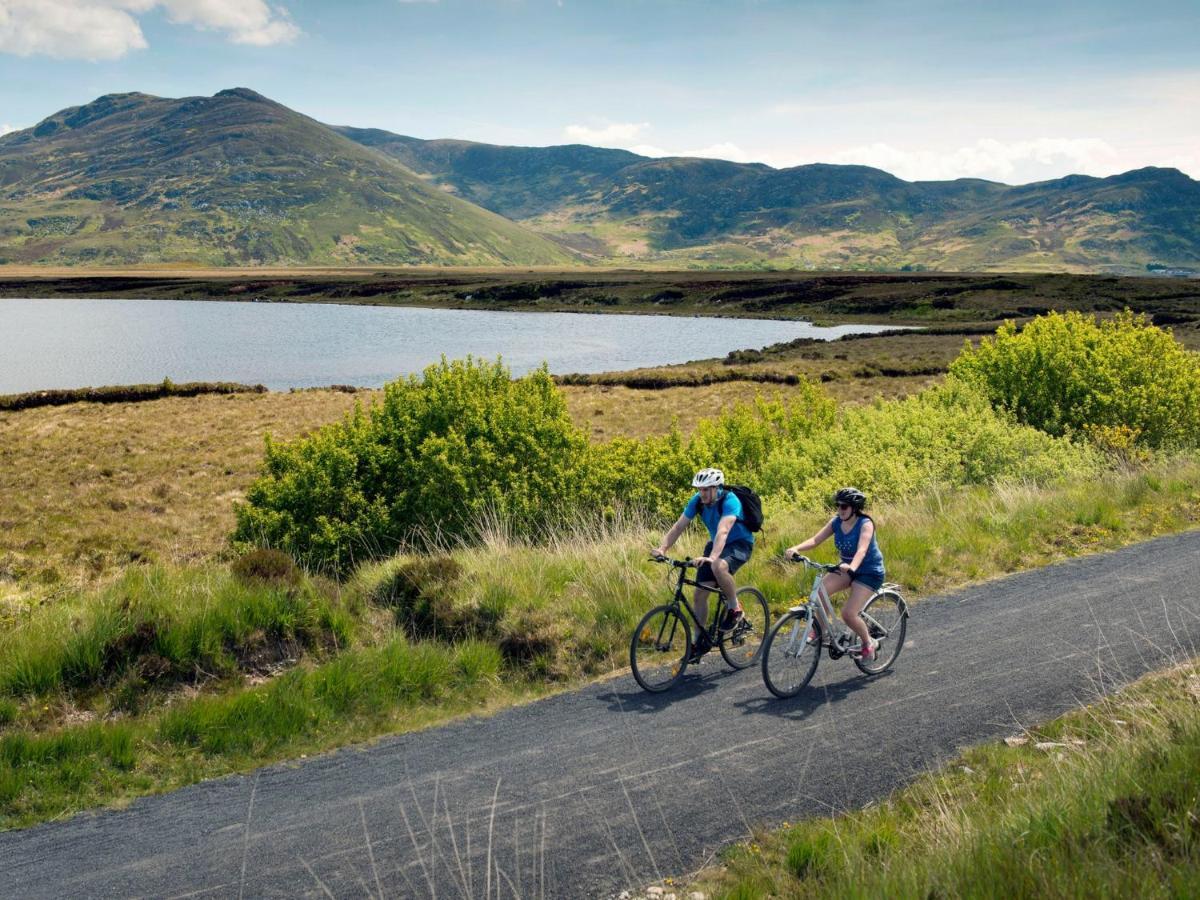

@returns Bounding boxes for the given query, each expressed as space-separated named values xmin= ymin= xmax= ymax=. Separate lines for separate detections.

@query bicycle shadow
xmin=598 ymin=664 xmax=742 ymax=713
xmin=733 ymin=669 xmax=894 ymax=721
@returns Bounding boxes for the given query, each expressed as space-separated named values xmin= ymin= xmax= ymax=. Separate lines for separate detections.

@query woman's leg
xmin=841 ymin=582 xmax=877 ymax=649
xmin=818 ymin=572 xmax=850 ymax=626
xmin=820 ymin=571 xmax=851 ymax=599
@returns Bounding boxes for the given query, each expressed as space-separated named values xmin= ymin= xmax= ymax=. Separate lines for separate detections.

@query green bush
xmin=234 ymin=358 xmax=591 ymax=572
xmin=586 ymin=382 xmax=835 ymax=520
xmin=585 ymin=378 xmax=1094 ymax=523
xmin=950 ymin=311 xmax=1200 ymax=448
xmin=234 ymin=352 xmax=1098 ymax=575
xmin=759 ymin=379 xmax=1099 ymax=509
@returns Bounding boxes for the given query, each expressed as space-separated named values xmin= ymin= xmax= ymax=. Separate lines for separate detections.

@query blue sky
xmin=1 ymin=0 xmax=1197 ymax=183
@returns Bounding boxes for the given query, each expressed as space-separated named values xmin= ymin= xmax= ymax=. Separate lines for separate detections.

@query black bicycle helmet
xmin=833 ymin=486 xmax=867 ymax=512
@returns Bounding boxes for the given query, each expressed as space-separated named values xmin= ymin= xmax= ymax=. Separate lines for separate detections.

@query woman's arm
xmin=786 ymin=521 xmax=834 ymax=556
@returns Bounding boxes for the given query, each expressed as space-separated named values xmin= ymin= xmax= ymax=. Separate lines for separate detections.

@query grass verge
xmin=684 ymin=657 xmax=1200 ymax=899
xmin=1 ymin=455 xmax=1199 ymax=830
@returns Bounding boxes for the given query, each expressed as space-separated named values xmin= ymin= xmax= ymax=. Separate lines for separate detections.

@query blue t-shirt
xmin=684 ymin=490 xmax=755 ymax=545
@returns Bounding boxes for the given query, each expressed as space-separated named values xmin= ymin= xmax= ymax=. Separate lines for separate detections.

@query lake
xmin=0 ymin=298 xmax=901 ymax=393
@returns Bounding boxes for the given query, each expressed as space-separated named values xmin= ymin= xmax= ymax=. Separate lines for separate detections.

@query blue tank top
xmin=830 ymin=515 xmax=884 ymax=574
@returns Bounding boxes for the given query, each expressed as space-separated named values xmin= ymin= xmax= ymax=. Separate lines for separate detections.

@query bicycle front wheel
xmin=719 ymin=586 xmax=770 ymax=669
xmin=630 ymin=605 xmax=692 ymax=692
xmin=853 ymin=590 xmax=908 ymax=675
xmin=761 ymin=608 xmax=822 ymax=698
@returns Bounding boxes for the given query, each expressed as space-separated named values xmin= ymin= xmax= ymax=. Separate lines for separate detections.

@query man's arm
xmin=706 ymin=514 xmax=737 ymax=560
xmin=654 ymin=515 xmax=691 ymax=556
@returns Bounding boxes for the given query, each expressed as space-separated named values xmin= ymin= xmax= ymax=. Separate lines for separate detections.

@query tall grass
xmin=0 ymin=634 xmax=506 ymax=827
xmin=0 ymin=565 xmax=352 ymax=702
xmin=692 ymin=658 xmax=1200 ymax=899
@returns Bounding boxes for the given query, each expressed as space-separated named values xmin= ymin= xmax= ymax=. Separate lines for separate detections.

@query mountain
xmin=0 ymin=89 xmax=576 ymax=266
xmin=2 ymin=88 xmax=1197 ymax=272
xmin=341 ymin=129 xmax=1200 ymax=273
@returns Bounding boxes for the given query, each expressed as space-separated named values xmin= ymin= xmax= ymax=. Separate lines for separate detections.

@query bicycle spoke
xmin=719 ymin=586 xmax=769 ymax=669
xmin=762 ymin=610 xmax=821 ymax=698
xmin=853 ymin=591 xmax=907 ymax=675
xmin=630 ymin=605 xmax=691 ymax=692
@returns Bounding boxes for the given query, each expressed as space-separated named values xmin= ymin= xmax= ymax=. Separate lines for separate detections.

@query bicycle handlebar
xmin=785 ymin=553 xmax=842 ymax=573
xmin=649 ymin=554 xmax=698 ymax=569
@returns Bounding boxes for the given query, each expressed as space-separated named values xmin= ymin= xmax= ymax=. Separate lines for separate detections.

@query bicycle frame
xmin=664 ymin=561 xmax=730 ymax=642
xmin=785 ymin=558 xmax=903 ymax=659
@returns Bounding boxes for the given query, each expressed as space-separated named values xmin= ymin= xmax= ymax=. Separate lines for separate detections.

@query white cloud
xmin=0 ymin=0 xmax=148 ymax=61
xmin=827 ymin=138 xmax=1123 ymax=183
xmin=0 ymin=123 xmax=16 ymax=136
xmin=0 ymin=0 xmax=298 ymax=60
xmin=160 ymin=0 xmax=299 ymax=46
xmin=557 ymin=120 xmax=1165 ymax=183
xmin=564 ymin=121 xmax=649 ymax=145
xmin=563 ymin=122 xmax=772 ymax=165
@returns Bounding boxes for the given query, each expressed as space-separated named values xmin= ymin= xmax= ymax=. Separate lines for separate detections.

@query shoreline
xmin=3 ymin=269 xmax=1196 ymax=329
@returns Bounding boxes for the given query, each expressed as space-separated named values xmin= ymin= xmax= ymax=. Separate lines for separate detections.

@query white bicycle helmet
xmin=692 ymin=467 xmax=725 ymax=488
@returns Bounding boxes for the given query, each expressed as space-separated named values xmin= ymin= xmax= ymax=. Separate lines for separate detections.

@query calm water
xmin=0 ymin=298 xmax=900 ymax=393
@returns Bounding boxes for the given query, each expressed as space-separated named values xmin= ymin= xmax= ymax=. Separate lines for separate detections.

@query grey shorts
xmin=696 ymin=539 xmax=753 ymax=585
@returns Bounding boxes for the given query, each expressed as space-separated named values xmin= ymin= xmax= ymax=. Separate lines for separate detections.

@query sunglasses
xmin=836 ymin=502 xmax=852 ymax=510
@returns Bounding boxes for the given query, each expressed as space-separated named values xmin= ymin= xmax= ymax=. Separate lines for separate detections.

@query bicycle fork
xmin=781 ymin=606 xmax=816 ymax=658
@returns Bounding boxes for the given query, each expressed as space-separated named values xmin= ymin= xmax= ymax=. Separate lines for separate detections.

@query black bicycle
xmin=630 ymin=555 xmax=770 ymax=692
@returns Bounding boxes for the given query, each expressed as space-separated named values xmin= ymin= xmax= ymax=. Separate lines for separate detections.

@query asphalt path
xmin=3 ymin=531 xmax=1199 ymax=899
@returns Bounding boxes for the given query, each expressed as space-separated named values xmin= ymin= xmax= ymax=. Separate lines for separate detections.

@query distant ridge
xmin=1 ymin=88 xmax=1197 ymax=272
xmin=0 ymin=89 xmax=576 ymax=267
xmin=340 ymin=127 xmax=1200 ymax=273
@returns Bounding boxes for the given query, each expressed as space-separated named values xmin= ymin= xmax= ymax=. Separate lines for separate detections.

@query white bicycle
xmin=761 ymin=554 xmax=909 ymax=699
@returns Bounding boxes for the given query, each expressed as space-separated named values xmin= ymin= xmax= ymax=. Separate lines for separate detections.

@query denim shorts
xmin=850 ymin=569 xmax=885 ymax=592
xmin=696 ymin=539 xmax=753 ymax=586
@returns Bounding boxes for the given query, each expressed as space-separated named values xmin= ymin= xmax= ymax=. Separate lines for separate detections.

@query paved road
xmin=3 ymin=531 xmax=1199 ymax=899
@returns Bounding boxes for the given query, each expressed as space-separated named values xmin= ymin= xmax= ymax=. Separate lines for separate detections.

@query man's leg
xmin=711 ymin=557 xmax=739 ymax=611
xmin=692 ymin=586 xmax=712 ymax=639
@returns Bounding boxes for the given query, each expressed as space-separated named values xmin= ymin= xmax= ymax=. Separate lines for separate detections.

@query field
xmin=3 ymin=272 xmax=1200 ymax=846
xmin=0 ymin=367 xmax=931 ymax=601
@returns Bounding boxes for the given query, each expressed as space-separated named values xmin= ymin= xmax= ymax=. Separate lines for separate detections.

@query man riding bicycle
xmin=653 ymin=468 xmax=754 ymax=662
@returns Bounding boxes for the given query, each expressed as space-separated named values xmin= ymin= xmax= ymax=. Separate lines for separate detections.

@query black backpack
xmin=717 ymin=485 xmax=764 ymax=532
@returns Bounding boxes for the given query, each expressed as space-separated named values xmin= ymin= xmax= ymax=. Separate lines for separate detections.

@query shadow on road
xmin=598 ymin=665 xmax=744 ymax=713
xmin=733 ymin=669 xmax=892 ymax=720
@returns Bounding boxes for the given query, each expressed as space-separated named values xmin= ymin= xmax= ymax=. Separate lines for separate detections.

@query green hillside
xmin=2 ymin=87 xmax=1196 ymax=272
xmin=346 ymin=128 xmax=1200 ymax=273
xmin=0 ymin=90 xmax=577 ymax=267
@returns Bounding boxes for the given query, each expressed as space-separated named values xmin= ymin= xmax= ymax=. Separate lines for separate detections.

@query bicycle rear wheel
xmin=853 ymin=590 xmax=908 ymax=675
xmin=761 ymin=608 xmax=822 ymax=698
xmin=719 ymin=586 xmax=769 ymax=669
xmin=630 ymin=604 xmax=692 ymax=692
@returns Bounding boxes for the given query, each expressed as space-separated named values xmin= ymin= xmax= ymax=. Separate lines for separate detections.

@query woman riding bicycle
xmin=784 ymin=487 xmax=885 ymax=661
